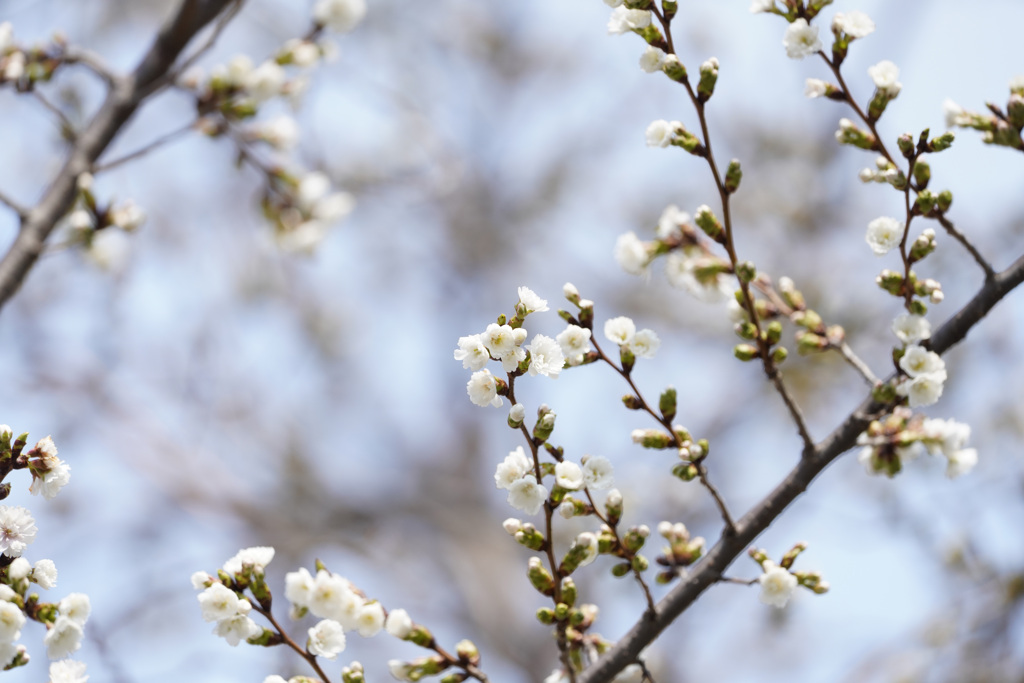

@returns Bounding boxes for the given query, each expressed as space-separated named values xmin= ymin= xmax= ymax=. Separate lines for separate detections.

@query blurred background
xmin=0 ymin=0 xmax=1022 ymax=681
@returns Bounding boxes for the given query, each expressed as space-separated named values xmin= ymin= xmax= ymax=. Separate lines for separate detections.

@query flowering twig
xmin=653 ymin=5 xmax=815 ymax=456
xmin=577 ymin=253 xmax=1024 ymax=683
xmin=589 ymin=334 xmax=737 ymax=534
xmin=60 ymin=46 xmax=117 ymax=86
xmin=0 ymin=0 xmax=243 ymax=313
xmin=582 ymin=487 xmax=657 ymax=614
xmin=251 ymin=604 xmax=332 ymax=683
xmin=167 ymin=0 xmax=247 ymax=87
xmin=93 ymin=121 xmax=198 ymax=173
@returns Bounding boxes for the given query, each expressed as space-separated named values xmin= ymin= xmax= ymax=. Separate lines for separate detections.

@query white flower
xmin=526 ymin=334 xmax=565 ymax=378
xmin=389 ymin=661 xmax=416 ymax=682
xmin=555 ymin=325 xmax=592 ymax=366
xmin=106 ymin=200 xmax=145 ymax=231
xmin=899 ymin=346 xmax=946 ymax=379
xmin=554 ymin=461 xmax=584 ymax=490
xmin=245 ymin=60 xmax=286 ymax=102
xmin=3 ymin=52 xmax=25 ymax=81
xmin=502 ymin=518 xmax=522 ymax=535
xmin=896 ymin=373 xmax=945 ymax=407
xmin=33 ymin=559 xmax=58 ymax=589
xmin=604 ymin=316 xmax=636 ymax=346
xmin=563 ymin=282 xmax=579 ymax=300
xmin=572 ymin=532 xmax=599 ymax=568
xmin=45 ymin=616 xmax=84 ymax=659
xmin=212 ymin=613 xmax=261 ymax=646
xmin=921 ymin=418 xmax=971 ymax=457
xmin=1011 ymin=75 xmax=1024 ymax=91
xmin=0 ymin=506 xmax=35 ymax=558
xmin=558 ymin=501 xmax=576 ymax=518
xmin=865 ymin=216 xmax=904 ymax=255
xmin=629 ymin=329 xmax=660 ymax=359
xmin=945 ymin=448 xmax=977 ymax=479
xmin=68 ymin=210 xmax=93 ymax=231
xmin=656 ymin=205 xmax=689 ymax=240
xmin=495 ymin=446 xmax=532 ymax=490
xmin=0 ymin=602 xmax=24 ymax=643
xmin=49 ymin=660 xmax=89 ymax=683
xmin=639 ymin=46 xmax=667 ymax=73
xmin=8 ymin=558 xmax=29 ymax=580
xmin=313 ymin=0 xmax=367 ymax=33
xmin=645 ymin=119 xmax=676 ymax=148
xmin=783 ymin=19 xmax=821 ymax=59
xmin=892 ymin=313 xmax=931 ymax=344
xmin=285 ymin=567 xmax=315 ymax=608
xmin=254 ymin=115 xmax=300 ymax=150
xmin=507 ymin=475 xmax=548 ymax=515
xmin=758 ymin=561 xmax=798 ymax=608
xmin=664 ymin=251 xmax=734 ymax=303
xmin=943 ymin=99 xmax=970 ymax=127
xmin=223 ymin=546 xmax=275 ymax=575
xmin=749 ymin=0 xmax=774 ymax=12
xmin=804 ymin=78 xmax=828 ymax=98
xmin=308 ymin=619 xmax=346 ymax=659
xmin=614 ymin=231 xmax=650 ymax=275
xmin=385 ymin=608 xmax=413 ymax=639
xmin=868 ymin=60 xmax=901 ymax=96
xmin=190 ymin=571 xmax=212 ymax=590
xmin=355 ymin=601 xmax=385 ymax=637
xmin=454 ymin=334 xmax=490 ymax=371
xmin=309 ymin=571 xmax=360 ymax=626
xmin=467 ymin=369 xmax=503 ymax=408
xmin=582 ymin=456 xmax=614 ymax=490
xmin=607 ymin=7 xmax=651 ymax=35
xmin=481 ymin=323 xmax=522 ymax=369
xmin=832 ymin=11 xmax=875 ymax=39
xmin=198 ymin=584 xmax=244 ymax=622
xmin=517 ymin=286 xmax=549 ymax=314
xmin=508 ymin=403 xmax=526 ymax=424
xmin=59 ymin=593 xmax=90 ymax=627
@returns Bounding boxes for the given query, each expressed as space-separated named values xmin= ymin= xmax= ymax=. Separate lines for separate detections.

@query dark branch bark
xmin=579 ymin=253 xmax=1024 ymax=683
xmin=0 ymin=0 xmax=239 ymax=313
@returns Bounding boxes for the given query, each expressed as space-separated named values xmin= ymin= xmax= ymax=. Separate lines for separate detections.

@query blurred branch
xmin=0 ymin=0 xmax=241 ymax=313
xmin=935 ymin=214 xmax=996 ymax=280
xmin=0 ymin=189 xmax=27 ymax=220
xmin=579 ymin=251 xmax=1024 ymax=683
xmin=94 ymin=120 xmax=198 ymax=172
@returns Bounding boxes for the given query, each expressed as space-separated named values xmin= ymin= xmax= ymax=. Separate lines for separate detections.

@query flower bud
xmin=936 ymin=190 xmax=953 ymax=213
xmin=724 ymin=159 xmax=743 ymax=194
xmin=697 ymin=57 xmax=719 ymax=102
xmin=912 ymin=159 xmax=930 ymax=188
xmin=733 ymin=343 xmax=759 ymax=361
xmin=662 ymin=54 xmax=687 ymax=82
xmin=659 ymin=386 xmax=677 ymax=422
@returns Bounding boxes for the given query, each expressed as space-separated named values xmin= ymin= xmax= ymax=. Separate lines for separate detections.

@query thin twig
xmin=583 ymin=488 xmax=657 ymax=613
xmin=61 ymin=46 xmax=117 ymax=85
xmin=714 ymin=575 xmax=758 ymax=586
xmin=590 ymin=335 xmax=738 ymax=534
xmin=0 ymin=190 xmax=27 ymax=219
xmin=93 ymin=121 xmax=198 ymax=172
xmin=935 ymin=214 xmax=996 ymax=280
xmin=836 ymin=342 xmax=880 ymax=385
xmin=32 ymin=89 xmax=76 ymax=141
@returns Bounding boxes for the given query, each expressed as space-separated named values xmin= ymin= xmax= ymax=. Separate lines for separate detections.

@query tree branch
xmin=577 ymin=253 xmax=1024 ymax=683
xmin=0 ymin=0 xmax=241 ymax=313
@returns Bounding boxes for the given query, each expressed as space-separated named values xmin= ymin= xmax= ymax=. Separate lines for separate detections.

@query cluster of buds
xmin=748 ymin=544 xmax=828 ymax=609
xmin=654 ymin=522 xmax=705 ymax=583
xmin=260 ymin=170 xmax=355 ymax=253
xmin=944 ymin=77 xmax=1024 ymax=151
xmin=857 ymin=407 xmax=976 ymax=479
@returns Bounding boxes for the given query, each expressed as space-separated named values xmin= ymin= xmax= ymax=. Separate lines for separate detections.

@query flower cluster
xmin=944 ymin=76 xmax=1024 ymax=150
xmin=614 ymin=205 xmax=736 ymax=304
xmin=857 ymin=407 xmax=977 ymax=479
xmin=749 ymin=545 xmax=828 ymax=609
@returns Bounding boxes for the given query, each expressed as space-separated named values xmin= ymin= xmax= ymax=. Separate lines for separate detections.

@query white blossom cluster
xmin=494 ymin=447 xmax=614 ymax=516
xmin=858 ymin=409 xmax=977 ymax=479
xmin=614 ymin=207 xmax=736 ymax=303
xmin=757 ymin=561 xmax=798 ymax=608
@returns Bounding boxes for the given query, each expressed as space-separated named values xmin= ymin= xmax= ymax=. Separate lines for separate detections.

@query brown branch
xmin=577 ymin=253 xmax=1024 ymax=683
xmin=0 ymin=0 xmax=241 ymax=313
xmin=935 ymin=214 xmax=996 ymax=280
